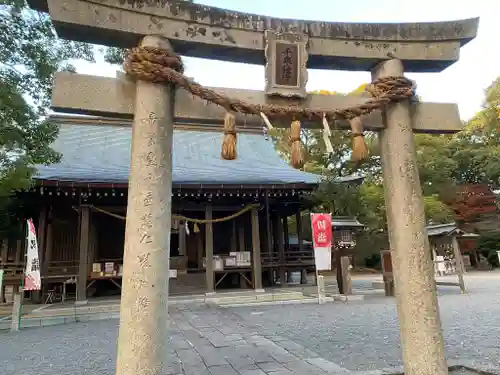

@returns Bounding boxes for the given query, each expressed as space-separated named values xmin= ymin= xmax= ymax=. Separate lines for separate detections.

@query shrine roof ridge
xmin=28 ymin=0 xmax=479 ymax=72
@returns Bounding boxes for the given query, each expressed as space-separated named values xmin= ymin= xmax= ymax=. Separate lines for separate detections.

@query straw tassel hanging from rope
xmin=289 ymin=120 xmax=304 ymax=169
xmin=221 ymin=112 xmax=237 ymax=160
xmin=349 ymin=117 xmax=369 ymax=161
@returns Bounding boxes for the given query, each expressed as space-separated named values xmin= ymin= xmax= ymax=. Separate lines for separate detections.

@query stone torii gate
xmin=28 ymin=1 xmax=478 ymax=375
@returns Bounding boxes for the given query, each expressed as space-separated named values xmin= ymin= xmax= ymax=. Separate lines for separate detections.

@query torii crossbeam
xmin=52 ymin=71 xmax=463 ymax=133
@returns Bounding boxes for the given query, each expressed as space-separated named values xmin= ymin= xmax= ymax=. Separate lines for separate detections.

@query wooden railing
xmin=285 ymin=250 xmax=315 ymax=265
xmin=47 ymin=260 xmax=78 ymax=278
xmin=0 ymin=262 xmax=24 ymax=281
xmin=261 ymin=249 xmax=315 ymax=266
xmin=261 ymin=252 xmax=280 ymax=265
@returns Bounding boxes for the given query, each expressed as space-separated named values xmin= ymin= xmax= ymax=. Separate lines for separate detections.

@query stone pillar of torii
xmin=27 ymin=1 xmax=478 ymax=375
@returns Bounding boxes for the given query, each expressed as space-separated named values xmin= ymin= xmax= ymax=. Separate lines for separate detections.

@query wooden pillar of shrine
xmin=283 ymin=216 xmax=289 ymax=283
xmin=295 ymin=209 xmax=307 ymax=284
xmin=41 ymin=215 xmax=53 ymax=290
xmin=37 ymin=207 xmax=47 ymax=263
xmin=235 ymin=218 xmax=247 ymax=288
xmin=238 ymin=219 xmax=245 ymax=252
xmin=251 ymin=207 xmax=263 ymax=291
xmin=296 ymin=210 xmax=303 ymax=251
xmin=276 ymin=213 xmax=286 ymax=285
xmin=0 ymin=240 xmax=7 ymax=264
xmin=264 ymin=191 xmax=273 ymax=285
xmin=77 ymin=205 xmax=91 ymax=303
xmin=15 ymin=237 xmax=22 ymax=264
xmin=205 ymin=204 xmax=214 ymax=294
xmin=230 ymin=220 xmax=237 ymax=253
xmin=15 ymin=219 xmax=25 ymax=265
xmin=196 ymin=231 xmax=203 ymax=269
xmin=88 ymin=218 xmax=98 ymax=281
xmin=179 ymin=221 xmax=187 ymax=257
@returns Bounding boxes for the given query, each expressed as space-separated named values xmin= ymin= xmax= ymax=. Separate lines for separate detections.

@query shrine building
xmin=0 ymin=115 xmax=362 ymax=302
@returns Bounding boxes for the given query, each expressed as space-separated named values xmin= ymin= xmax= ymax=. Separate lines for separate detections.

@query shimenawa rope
xmin=124 ymin=46 xmax=417 ymax=165
xmin=90 ymin=203 xmax=260 ymax=225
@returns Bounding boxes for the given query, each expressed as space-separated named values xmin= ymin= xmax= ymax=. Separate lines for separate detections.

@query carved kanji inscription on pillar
xmin=264 ymin=30 xmax=308 ymax=98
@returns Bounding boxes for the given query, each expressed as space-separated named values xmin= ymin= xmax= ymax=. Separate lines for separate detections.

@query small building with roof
xmin=426 ymin=222 xmax=480 ymax=269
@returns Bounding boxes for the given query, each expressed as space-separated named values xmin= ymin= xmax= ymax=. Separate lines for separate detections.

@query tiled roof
xmin=332 ymin=216 xmax=365 ymax=228
xmin=35 ymin=121 xmax=363 ymax=186
xmin=426 ymin=222 xmax=479 ymax=238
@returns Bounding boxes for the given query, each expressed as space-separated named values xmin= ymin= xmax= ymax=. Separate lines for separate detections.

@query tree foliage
xmin=0 ymin=1 xmax=94 ymax=236
xmin=270 ymin=85 xmax=457 ymax=231
xmin=284 ymin=77 xmax=500 ymax=234
xmin=2 ymin=1 xmax=500 ymax=241
xmin=476 ymin=231 xmax=500 ymax=267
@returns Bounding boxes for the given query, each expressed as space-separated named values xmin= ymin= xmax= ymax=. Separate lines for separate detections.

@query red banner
xmin=311 ymin=213 xmax=332 ymax=248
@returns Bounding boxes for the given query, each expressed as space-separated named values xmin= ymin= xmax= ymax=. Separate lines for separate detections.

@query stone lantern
xmin=332 ymin=217 xmax=364 ymax=294
xmin=333 ymin=217 xmax=364 ymax=250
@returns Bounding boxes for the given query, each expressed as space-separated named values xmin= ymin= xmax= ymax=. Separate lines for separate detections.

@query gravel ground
xmin=0 ymin=273 xmax=499 ymax=374
xmin=229 ymin=274 xmax=500 ymax=371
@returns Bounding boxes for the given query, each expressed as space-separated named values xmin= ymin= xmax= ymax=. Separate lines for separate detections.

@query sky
xmin=74 ymin=0 xmax=499 ymax=121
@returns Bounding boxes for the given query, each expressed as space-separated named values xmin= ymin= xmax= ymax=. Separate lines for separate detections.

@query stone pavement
xmin=229 ymin=273 xmax=500 ymax=371
xmin=167 ymin=305 xmax=351 ymax=374
xmin=0 ymin=304 xmax=352 ymax=375
xmin=1 ymin=272 xmax=500 ymax=375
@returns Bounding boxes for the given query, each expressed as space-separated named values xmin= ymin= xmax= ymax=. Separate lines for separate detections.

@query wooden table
xmin=87 ymin=276 xmax=122 ymax=290
xmin=41 ymin=275 xmax=78 ymax=303
xmin=215 ymin=268 xmax=253 ymax=289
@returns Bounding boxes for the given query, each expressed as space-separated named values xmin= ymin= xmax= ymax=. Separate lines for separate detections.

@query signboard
xmin=264 ymin=30 xmax=308 ymax=98
xmin=24 ymin=219 xmax=41 ymax=291
xmin=311 ymin=213 xmax=332 ymax=271
xmin=274 ymin=42 xmax=299 ymax=87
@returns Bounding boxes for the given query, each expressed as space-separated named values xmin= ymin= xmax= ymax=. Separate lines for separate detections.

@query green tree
xmin=0 ymin=1 xmax=94 ymax=236
xmin=476 ymin=231 xmax=500 ymax=267
xmin=269 ymin=86 xmax=455 ymax=231
xmin=449 ymin=78 xmax=500 ymax=188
